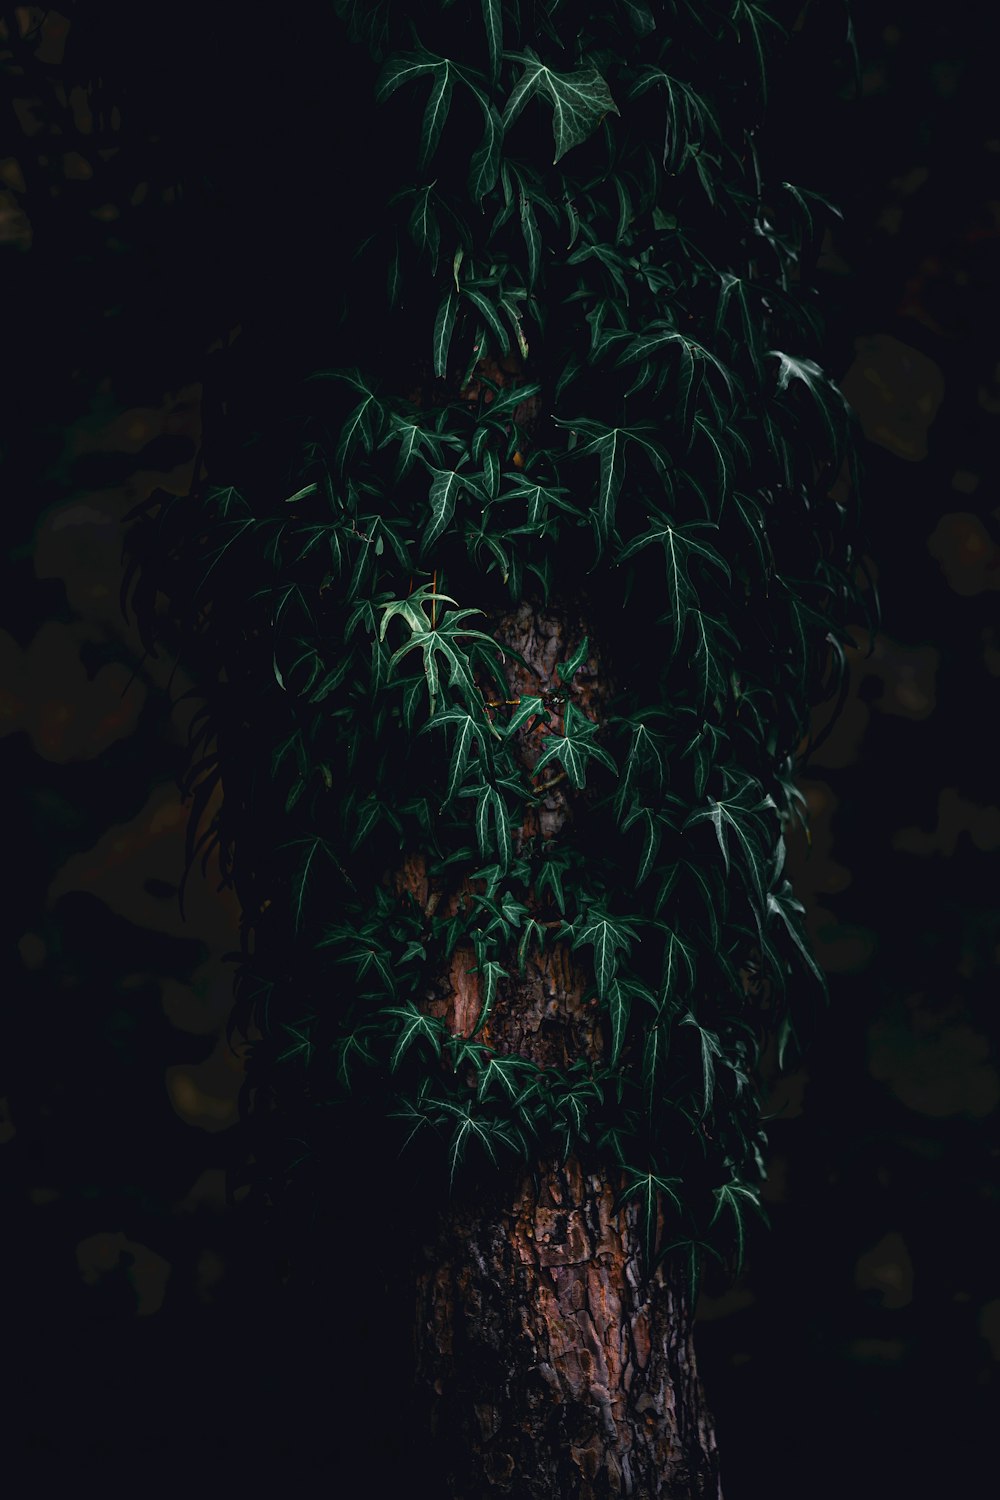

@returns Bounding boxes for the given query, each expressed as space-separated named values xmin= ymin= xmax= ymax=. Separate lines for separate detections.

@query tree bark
xmin=414 ymin=1158 xmax=722 ymax=1499
xmin=401 ymin=600 xmax=723 ymax=1498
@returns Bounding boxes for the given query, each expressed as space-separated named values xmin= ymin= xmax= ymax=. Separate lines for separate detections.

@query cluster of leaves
xmin=124 ymin=0 xmax=872 ymax=1287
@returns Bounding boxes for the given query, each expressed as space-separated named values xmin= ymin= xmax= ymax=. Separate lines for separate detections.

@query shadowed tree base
xmin=413 ymin=1156 xmax=721 ymax=1499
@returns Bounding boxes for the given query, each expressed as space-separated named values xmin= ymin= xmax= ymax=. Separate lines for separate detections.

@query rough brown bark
xmin=402 ymin=600 xmax=723 ymax=1498
xmin=414 ymin=1158 xmax=722 ymax=1499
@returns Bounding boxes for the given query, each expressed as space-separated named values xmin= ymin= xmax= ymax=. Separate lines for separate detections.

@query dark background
xmin=2 ymin=3 xmax=998 ymax=1493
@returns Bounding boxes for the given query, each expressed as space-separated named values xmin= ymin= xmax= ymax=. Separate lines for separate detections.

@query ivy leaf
xmin=618 ymin=516 xmax=730 ymax=658
xmin=769 ymin=350 xmax=849 ymax=457
xmin=614 ymin=1167 xmax=683 ymax=1267
xmin=662 ymin=927 xmax=697 ymax=1004
xmin=629 ymin=66 xmax=721 ymax=170
xmin=571 ymin=909 xmax=637 ymax=999
xmin=620 ymin=803 xmax=661 ymax=888
xmin=505 ymin=694 xmax=549 ymax=736
xmin=556 ymin=636 xmax=589 ymax=685
xmin=473 ymin=957 xmax=508 ymax=1033
xmin=767 ymin=879 xmax=828 ymax=996
xmin=504 ymin=474 xmax=577 ymax=535
xmin=533 ymin=701 xmax=617 ymax=789
xmin=375 ymin=50 xmax=441 ymax=104
xmin=385 ymin=1005 xmax=444 ymax=1075
xmin=277 ymin=1022 xmax=314 ymax=1067
xmin=473 ymin=785 xmax=512 ymax=872
xmin=438 ymin=1099 xmax=518 ymax=1187
xmin=614 ymin=717 xmax=668 ymax=817
xmin=683 ymin=777 xmax=773 ymax=910
xmin=688 ymin=608 xmax=739 ymax=711
xmin=708 ymin=1180 xmax=768 ymax=1276
xmin=481 ymin=0 xmax=502 ymax=89
xmin=422 ymin=708 xmax=490 ymax=804
xmin=461 ymin=285 xmax=511 ymax=356
xmin=606 ymin=977 xmax=631 ymax=1065
xmin=383 ymin=586 xmax=501 ymax=721
xmin=419 ymin=59 xmax=454 ymax=167
xmin=282 ymin=836 xmax=338 ymax=935
xmin=332 ymin=1026 xmax=378 ymax=1092
xmin=715 ymin=272 xmax=762 ymax=380
xmin=730 ymin=1 xmax=786 ymax=106
xmin=503 ymin=51 xmax=618 ymax=163
xmin=535 ymin=853 xmax=568 ymax=915
xmin=433 ymin=288 xmax=459 ymax=378
xmin=422 ymin=464 xmax=466 ymax=552
xmin=656 ymin=1237 xmax=724 ymax=1309
xmin=284 ymin=482 xmax=318 ymax=505
xmin=681 ymin=1010 xmax=723 ymax=1117
xmin=553 ymin=419 xmax=626 ymax=547
xmin=470 ymin=101 xmax=504 ymax=200
xmin=409 ymin=183 xmax=441 ymax=271
xmin=642 ymin=1021 xmax=670 ymax=1115
xmin=623 ymin=1 xmax=656 ymax=36
xmin=476 ymin=1051 xmax=534 ymax=1105
xmin=520 ymin=185 xmax=542 ymax=288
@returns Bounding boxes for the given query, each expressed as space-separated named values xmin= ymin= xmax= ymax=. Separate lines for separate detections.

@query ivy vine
xmin=123 ymin=0 xmax=873 ymax=1292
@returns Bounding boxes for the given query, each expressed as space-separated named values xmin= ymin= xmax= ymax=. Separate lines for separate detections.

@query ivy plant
xmin=123 ymin=0 xmax=873 ymax=1291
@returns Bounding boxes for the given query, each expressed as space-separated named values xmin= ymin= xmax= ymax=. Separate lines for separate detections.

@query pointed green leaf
xmin=481 ymin=0 xmax=502 ymax=87
xmin=503 ymin=54 xmax=618 ymax=163
xmin=433 ymin=288 xmax=459 ymax=378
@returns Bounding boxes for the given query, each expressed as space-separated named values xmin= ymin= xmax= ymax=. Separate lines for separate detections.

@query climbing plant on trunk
xmin=123 ymin=0 xmax=870 ymax=1492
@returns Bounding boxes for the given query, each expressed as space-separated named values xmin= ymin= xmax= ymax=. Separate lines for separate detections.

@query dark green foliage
xmin=124 ymin=0 xmax=871 ymax=1279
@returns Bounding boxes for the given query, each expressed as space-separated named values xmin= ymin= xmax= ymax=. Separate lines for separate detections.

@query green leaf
xmin=768 ymin=879 xmax=828 ymax=995
xmin=433 ymin=288 xmax=459 ymax=378
xmin=423 ymin=708 xmax=490 ymax=804
xmin=708 ymin=1180 xmax=767 ymax=1275
xmin=662 ymin=927 xmax=697 ymax=1003
xmin=419 ymin=59 xmax=454 ymax=168
xmin=681 ymin=1010 xmax=723 ymax=1117
xmin=571 ymin=909 xmax=636 ymax=999
xmin=556 ymin=636 xmax=589 ymax=685
xmin=769 ymin=350 xmax=850 ymax=457
xmin=470 ymin=102 xmax=504 ymax=200
xmin=409 ymin=183 xmax=441 ymax=271
xmin=383 ymin=584 xmax=500 ymax=721
xmin=282 ymin=836 xmax=337 ymax=935
xmin=533 ymin=701 xmax=616 ymax=789
xmin=439 ymin=1100 xmax=516 ymax=1188
xmin=618 ymin=516 xmax=730 ymax=659
xmin=503 ymin=52 xmax=619 ymax=163
xmin=629 ymin=66 xmax=721 ymax=170
xmin=475 ymin=1051 xmax=534 ymax=1105
xmin=553 ymin=419 xmax=626 ymax=547
xmin=642 ymin=1021 xmax=670 ymax=1114
xmin=505 ymin=694 xmax=548 ymax=736
xmin=621 ymin=803 xmax=660 ymax=888
xmin=535 ymin=853 xmax=568 ymax=915
xmin=422 ymin=464 xmax=465 ymax=552
xmin=284 ymin=482 xmax=318 ymax=505
xmin=683 ymin=776 xmax=774 ymax=910
xmin=462 ymin=286 xmax=511 ymax=356
xmin=607 ymin=977 xmax=631 ymax=1065
xmin=614 ymin=1168 xmax=683 ymax=1267
xmin=481 ymin=0 xmax=502 ymax=88
xmin=622 ymin=0 xmax=656 ymax=36
xmin=375 ymin=51 xmax=439 ymax=105
xmin=730 ymin=1 xmax=786 ymax=106
xmin=385 ymin=1002 xmax=444 ymax=1072
xmin=474 ymin=957 xmax=507 ymax=1032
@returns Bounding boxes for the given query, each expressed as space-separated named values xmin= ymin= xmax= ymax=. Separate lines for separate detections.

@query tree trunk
xmin=414 ymin=1157 xmax=722 ymax=1499
xmin=399 ymin=600 xmax=723 ymax=1497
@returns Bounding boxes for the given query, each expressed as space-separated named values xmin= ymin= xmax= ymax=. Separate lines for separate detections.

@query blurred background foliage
xmin=2 ymin=2 xmax=998 ymax=1492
